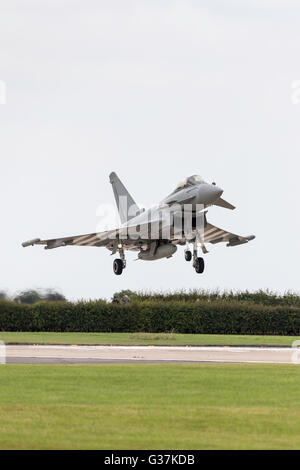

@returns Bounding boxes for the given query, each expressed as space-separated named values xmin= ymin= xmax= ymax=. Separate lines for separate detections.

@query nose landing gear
xmin=113 ymin=258 xmax=124 ymax=275
xmin=113 ymin=244 xmax=126 ymax=275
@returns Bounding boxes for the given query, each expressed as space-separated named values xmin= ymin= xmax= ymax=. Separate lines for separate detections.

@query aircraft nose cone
xmin=196 ymin=184 xmax=223 ymax=205
xmin=213 ymin=185 xmax=223 ymax=199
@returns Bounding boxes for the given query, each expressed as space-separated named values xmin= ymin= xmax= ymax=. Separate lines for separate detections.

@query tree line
xmin=0 ymin=289 xmax=66 ymax=304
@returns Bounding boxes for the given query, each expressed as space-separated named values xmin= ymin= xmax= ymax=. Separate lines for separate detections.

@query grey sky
xmin=1 ymin=0 xmax=299 ymax=300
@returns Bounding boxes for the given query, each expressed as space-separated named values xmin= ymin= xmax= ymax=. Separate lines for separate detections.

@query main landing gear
xmin=185 ymin=244 xmax=205 ymax=274
xmin=113 ymin=245 xmax=126 ymax=275
xmin=194 ymin=256 xmax=205 ymax=273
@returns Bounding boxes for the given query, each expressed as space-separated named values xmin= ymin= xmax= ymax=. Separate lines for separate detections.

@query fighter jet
xmin=22 ymin=173 xmax=255 ymax=275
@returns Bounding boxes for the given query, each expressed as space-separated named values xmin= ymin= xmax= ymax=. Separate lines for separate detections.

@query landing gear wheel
xmin=194 ymin=257 xmax=205 ymax=274
xmin=113 ymin=258 xmax=123 ymax=275
xmin=185 ymin=250 xmax=192 ymax=261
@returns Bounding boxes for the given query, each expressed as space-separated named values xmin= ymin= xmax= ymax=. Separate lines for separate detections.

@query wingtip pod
xmin=22 ymin=238 xmax=41 ymax=248
xmin=226 ymin=235 xmax=255 ymax=247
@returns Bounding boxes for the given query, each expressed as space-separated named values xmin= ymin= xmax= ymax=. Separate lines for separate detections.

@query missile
xmin=227 ymin=235 xmax=255 ymax=247
xmin=226 ymin=238 xmax=248 ymax=247
xmin=44 ymin=241 xmax=66 ymax=250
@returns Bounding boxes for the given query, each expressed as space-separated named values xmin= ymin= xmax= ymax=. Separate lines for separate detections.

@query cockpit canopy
xmin=174 ymin=175 xmax=205 ymax=193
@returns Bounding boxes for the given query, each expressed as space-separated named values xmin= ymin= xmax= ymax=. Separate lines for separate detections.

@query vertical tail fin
xmin=109 ymin=172 xmax=140 ymax=224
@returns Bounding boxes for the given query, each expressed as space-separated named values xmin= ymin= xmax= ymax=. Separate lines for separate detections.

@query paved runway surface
xmin=3 ymin=344 xmax=299 ymax=364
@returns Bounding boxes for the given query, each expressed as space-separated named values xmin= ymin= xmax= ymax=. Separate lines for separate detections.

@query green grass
xmin=0 ymin=363 xmax=300 ymax=449
xmin=0 ymin=331 xmax=299 ymax=347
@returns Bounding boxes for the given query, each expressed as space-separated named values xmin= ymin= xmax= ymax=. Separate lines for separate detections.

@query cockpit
xmin=173 ymin=175 xmax=206 ymax=193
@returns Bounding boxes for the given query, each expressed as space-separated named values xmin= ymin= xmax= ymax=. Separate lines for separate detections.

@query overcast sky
xmin=1 ymin=0 xmax=299 ymax=300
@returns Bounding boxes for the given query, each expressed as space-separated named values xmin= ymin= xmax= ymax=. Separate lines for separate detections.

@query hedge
xmin=1 ymin=299 xmax=300 ymax=335
xmin=131 ymin=289 xmax=300 ymax=307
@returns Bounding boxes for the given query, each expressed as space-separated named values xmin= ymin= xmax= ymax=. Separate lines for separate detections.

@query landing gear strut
xmin=192 ymin=242 xmax=205 ymax=274
xmin=113 ymin=245 xmax=126 ymax=275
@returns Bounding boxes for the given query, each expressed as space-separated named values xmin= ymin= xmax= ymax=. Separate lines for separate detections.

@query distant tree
xmin=43 ymin=289 xmax=66 ymax=302
xmin=112 ymin=290 xmax=136 ymax=302
xmin=14 ymin=289 xmax=66 ymax=304
xmin=0 ymin=291 xmax=7 ymax=300
xmin=14 ymin=290 xmax=42 ymax=304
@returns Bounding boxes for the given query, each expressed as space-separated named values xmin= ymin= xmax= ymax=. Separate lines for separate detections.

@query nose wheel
xmin=113 ymin=258 xmax=125 ymax=275
xmin=184 ymin=250 xmax=192 ymax=261
xmin=113 ymin=244 xmax=126 ymax=275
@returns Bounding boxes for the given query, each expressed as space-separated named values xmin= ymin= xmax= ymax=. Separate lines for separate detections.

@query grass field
xmin=0 ymin=331 xmax=298 ymax=347
xmin=0 ymin=363 xmax=300 ymax=449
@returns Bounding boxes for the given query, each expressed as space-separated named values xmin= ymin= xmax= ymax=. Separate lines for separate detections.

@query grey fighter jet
xmin=22 ymin=173 xmax=255 ymax=275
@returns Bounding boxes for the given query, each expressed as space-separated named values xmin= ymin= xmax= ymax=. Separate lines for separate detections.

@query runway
xmin=3 ymin=344 xmax=299 ymax=364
